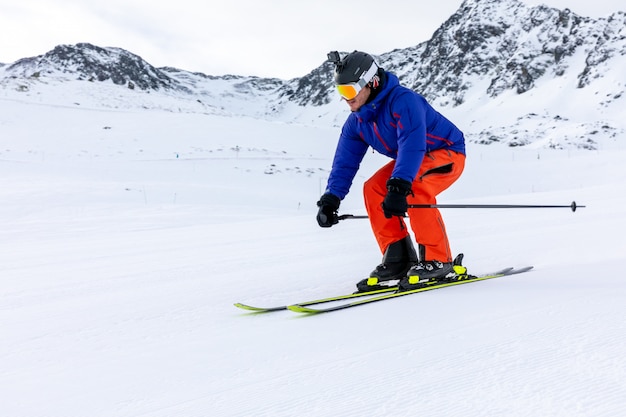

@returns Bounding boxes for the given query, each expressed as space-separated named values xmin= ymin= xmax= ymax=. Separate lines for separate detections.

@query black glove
xmin=316 ymin=193 xmax=340 ymax=227
xmin=382 ymin=178 xmax=413 ymax=218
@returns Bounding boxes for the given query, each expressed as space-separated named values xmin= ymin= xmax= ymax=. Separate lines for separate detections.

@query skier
xmin=316 ymin=51 xmax=467 ymax=292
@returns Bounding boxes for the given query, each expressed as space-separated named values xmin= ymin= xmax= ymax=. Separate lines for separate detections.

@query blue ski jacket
xmin=326 ymin=72 xmax=466 ymax=199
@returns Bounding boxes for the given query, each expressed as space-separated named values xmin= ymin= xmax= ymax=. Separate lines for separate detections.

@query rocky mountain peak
xmin=382 ymin=0 xmax=624 ymax=106
xmin=6 ymin=42 xmax=186 ymax=91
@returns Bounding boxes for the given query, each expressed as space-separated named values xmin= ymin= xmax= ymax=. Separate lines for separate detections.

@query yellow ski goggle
xmin=336 ymin=83 xmax=362 ymax=100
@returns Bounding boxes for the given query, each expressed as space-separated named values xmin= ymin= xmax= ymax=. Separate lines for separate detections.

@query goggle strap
xmin=358 ymin=61 xmax=379 ymax=87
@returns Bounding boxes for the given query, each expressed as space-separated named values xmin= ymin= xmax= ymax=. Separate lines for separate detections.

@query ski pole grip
xmin=338 ymin=214 xmax=369 ymax=220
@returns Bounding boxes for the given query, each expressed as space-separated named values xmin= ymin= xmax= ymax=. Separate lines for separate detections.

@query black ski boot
xmin=399 ymin=253 xmax=467 ymax=291
xmin=356 ymin=236 xmax=418 ymax=292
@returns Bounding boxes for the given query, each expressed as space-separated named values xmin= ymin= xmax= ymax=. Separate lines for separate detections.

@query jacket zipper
xmin=373 ymin=122 xmax=392 ymax=152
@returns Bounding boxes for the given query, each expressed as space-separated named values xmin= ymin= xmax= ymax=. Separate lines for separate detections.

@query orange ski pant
xmin=363 ymin=149 xmax=465 ymax=262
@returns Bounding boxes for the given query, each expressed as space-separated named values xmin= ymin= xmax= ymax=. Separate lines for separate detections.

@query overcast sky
xmin=1 ymin=0 xmax=623 ymax=79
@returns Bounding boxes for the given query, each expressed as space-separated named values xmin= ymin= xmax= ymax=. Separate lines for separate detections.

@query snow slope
xmin=1 ymin=91 xmax=626 ymax=417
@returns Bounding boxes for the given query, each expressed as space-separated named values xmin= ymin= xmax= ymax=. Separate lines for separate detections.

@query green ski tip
xmin=234 ymin=303 xmax=284 ymax=312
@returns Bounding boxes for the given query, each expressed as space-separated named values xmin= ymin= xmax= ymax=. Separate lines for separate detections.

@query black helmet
xmin=329 ymin=51 xmax=379 ymax=85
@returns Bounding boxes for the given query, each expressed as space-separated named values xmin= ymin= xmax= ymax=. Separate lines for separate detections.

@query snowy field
xmin=1 ymin=95 xmax=626 ymax=417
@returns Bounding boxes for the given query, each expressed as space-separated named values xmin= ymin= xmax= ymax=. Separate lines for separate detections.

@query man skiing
xmin=316 ymin=51 xmax=467 ymax=292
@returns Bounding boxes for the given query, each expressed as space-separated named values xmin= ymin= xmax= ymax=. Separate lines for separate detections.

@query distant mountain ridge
xmin=5 ymin=43 xmax=184 ymax=91
xmin=279 ymin=0 xmax=625 ymax=107
xmin=393 ymin=1 xmax=624 ymax=102
xmin=1 ymin=0 xmax=624 ymax=150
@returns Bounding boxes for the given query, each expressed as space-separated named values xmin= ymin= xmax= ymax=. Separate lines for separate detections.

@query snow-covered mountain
xmin=1 ymin=0 xmax=624 ymax=149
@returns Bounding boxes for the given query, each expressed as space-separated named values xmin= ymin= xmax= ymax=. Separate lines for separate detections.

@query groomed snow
xmin=1 ymin=86 xmax=625 ymax=417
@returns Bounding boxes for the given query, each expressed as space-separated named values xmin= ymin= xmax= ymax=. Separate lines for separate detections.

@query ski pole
xmin=408 ymin=201 xmax=584 ymax=211
xmin=338 ymin=200 xmax=585 ymax=220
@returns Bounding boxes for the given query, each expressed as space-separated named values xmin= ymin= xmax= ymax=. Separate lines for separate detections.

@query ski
xmin=287 ymin=266 xmax=533 ymax=314
xmin=234 ymin=266 xmax=524 ymax=313
xmin=234 ymin=286 xmax=398 ymax=313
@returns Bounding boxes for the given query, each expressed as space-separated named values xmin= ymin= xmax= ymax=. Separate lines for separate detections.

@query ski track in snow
xmin=1 ymin=95 xmax=626 ymax=417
